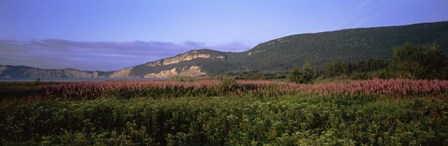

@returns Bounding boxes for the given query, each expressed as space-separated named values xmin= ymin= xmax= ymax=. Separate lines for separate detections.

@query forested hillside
xmin=121 ymin=21 xmax=448 ymax=77
xmin=236 ymin=21 xmax=448 ymax=72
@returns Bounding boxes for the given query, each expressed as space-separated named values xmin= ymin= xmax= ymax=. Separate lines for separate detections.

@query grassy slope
xmin=236 ymin=21 xmax=448 ymax=72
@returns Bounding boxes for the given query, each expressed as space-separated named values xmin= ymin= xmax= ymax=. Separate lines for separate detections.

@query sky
xmin=1 ymin=0 xmax=447 ymax=71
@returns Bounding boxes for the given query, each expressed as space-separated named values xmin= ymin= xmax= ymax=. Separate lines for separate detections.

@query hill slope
xmin=109 ymin=21 xmax=448 ymax=77
xmin=235 ymin=21 xmax=448 ymax=71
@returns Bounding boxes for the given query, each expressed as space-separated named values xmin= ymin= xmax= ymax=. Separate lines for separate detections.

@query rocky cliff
xmin=108 ymin=49 xmax=227 ymax=78
xmin=146 ymin=50 xmax=225 ymax=67
xmin=143 ymin=66 xmax=206 ymax=78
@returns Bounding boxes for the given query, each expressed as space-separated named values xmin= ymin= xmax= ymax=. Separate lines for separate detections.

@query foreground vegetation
xmin=1 ymin=79 xmax=448 ymax=145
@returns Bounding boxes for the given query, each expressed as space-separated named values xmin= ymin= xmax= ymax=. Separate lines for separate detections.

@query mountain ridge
xmin=0 ymin=65 xmax=110 ymax=78
xmin=1 ymin=21 xmax=448 ymax=78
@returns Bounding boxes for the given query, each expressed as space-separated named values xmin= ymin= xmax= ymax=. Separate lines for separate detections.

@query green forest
xmin=228 ymin=43 xmax=448 ymax=83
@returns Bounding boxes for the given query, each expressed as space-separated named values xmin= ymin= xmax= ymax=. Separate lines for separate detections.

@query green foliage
xmin=288 ymin=66 xmax=302 ymax=83
xmin=350 ymin=72 xmax=370 ymax=80
xmin=225 ymin=71 xmax=288 ymax=80
xmin=289 ymin=62 xmax=315 ymax=84
xmin=302 ymin=62 xmax=314 ymax=81
xmin=226 ymin=43 xmax=448 ymax=81
xmin=322 ymin=59 xmax=389 ymax=79
xmin=1 ymin=80 xmax=448 ymax=145
xmin=389 ymin=43 xmax=448 ymax=79
xmin=219 ymin=77 xmax=240 ymax=93
xmin=371 ymin=69 xmax=395 ymax=79
xmin=1 ymin=95 xmax=447 ymax=145
xmin=233 ymin=21 xmax=448 ymax=73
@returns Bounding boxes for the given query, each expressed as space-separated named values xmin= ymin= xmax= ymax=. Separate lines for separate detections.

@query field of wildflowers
xmin=0 ymin=79 xmax=447 ymax=145
xmin=7 ymin=79 xmax=447 ymax=100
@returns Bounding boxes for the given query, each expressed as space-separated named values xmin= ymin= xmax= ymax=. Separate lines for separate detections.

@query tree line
xmin=288 ymin=43 xmax=448 ymax=83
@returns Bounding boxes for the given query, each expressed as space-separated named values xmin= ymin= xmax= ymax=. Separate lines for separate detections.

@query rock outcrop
xmin=145 ymin=50 xmax=226 ymax=67
xmin=108 ymin=67 xmax=133 ymax=78
xmin=143 ymin=66 xmax=206 ymax=78
xmin=109 ymin=49 xmax=227 ymax=78
xmin=0 ymin=65 xmax=7 ymax=74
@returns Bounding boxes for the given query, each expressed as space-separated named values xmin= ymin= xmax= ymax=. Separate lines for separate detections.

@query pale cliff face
xmin=108 ymin=67 xmax=133 ymax=78
xmin=0 ymin=65 xmax=6 ymax=74
xmin=247 ymin=50 xmax=264 ymax=56
xmin=145 ymin=51 xmax=225 ymax=67
xmin=178 ymin=66 xmax=205 ymax=76
xmin=10 ymin=50 xmax=221 ymax=79
xmin=160 ymin=53 xmax=224 ymax=65
xmin=109 ymin=51 xmax=223 ymax=78
xmin=144 ymin=66 xmax=206 ymax=78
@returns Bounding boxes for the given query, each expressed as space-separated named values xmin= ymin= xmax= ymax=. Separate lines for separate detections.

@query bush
xmin=288 ymin=62 xmax=314 ymax=84
xmin=219 ymin=77 xmax=240 ymax=93
xmin=350 ymin=72 xmax=369 ymax=80
xmin=371 ymin=69 xmax=395 ymax=79
xmin=389 ymin=43 xmax=448 ymax=79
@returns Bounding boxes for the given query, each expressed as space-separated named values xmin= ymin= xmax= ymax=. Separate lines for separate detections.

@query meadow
xmin=1 ymin=79 xmax=447 ymax=145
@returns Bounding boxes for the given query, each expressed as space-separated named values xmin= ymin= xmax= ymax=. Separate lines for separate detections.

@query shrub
xmin=288 ymin=62 xmax=314 ymax=84
xmin=219 ymin=77 xmax=240 ymax=93
xmin=389 ymin=43 xmax=448 ymax=79
xmin=350 ymin=72 xmax=370 ymax=80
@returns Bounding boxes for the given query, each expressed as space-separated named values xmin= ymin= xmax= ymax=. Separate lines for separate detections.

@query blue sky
xmin=1 ymin=0 xmax=447 ymax=71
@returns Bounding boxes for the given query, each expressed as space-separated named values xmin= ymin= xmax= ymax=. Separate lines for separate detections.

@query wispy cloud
xmin=340 ymin=0 xmax=381 ymax=27
xmin=0 ymin=39 xmax=251 ymax=71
